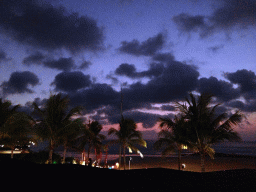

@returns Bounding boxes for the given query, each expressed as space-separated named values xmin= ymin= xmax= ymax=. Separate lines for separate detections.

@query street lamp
xmin=129 ymin=157 xmax=132 ymax=170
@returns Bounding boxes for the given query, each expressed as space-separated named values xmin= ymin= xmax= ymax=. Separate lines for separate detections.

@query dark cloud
xmin=115 ymin=63 xmax=136 ymax=77
xmin=23 ymin=52 xmax=90 ymax=71
xmin=43 ymin=57 xmax=76 ymax=71
xmin=69 ymin=83 xmax=120 ymax=111
xmin=161 ymin=105 xmax=176 ymax=111
xmin=51 ymin=71 xmax=92 ymax=92
xmin=197 ymin=76 xmax=240 ymax=101
xmin=210 ymin=0 xmax=256 ymax=31
xmin=172 ymin=13 xmax=207 ymax=34
xmin=109 ymin=110 xmax=161 ymax=128
xmin=68 ymin=59 xmax=199 ymax=115
xmin=118 ymin=33 xmax=165 ymax=56
xmin=0 ymin=50 xmax=10 ymax=63
xmin=224 ymin=69 xmax=256 ymax=99
xmin=1 ymin=71 xmax=40 ymax=95
xmin=152 ymin=52 xmax=175 ymax=62
xmin=0 ymin=0 xmax=104 ymax=53
xmin=227 ymin=100 xmax=256 ymax=112
xmin=122 ymin=61 xmax=199 ymax=107
xmin=77 ymin=61 xmax=92 ymax=70
xmin=106 ymin=74 xmax=119 ymax=85
xmin=208 ymin=45 xmax=224 ymax=53
xmin=22 ymin=52 xmax=45 ymax=65
xmin=114 ymin=63 xmax=164 ymax=79
xmin=173 ymin=0 xmax=256 ymax=38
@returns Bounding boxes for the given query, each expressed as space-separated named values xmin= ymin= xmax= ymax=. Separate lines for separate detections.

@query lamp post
xmin=129 ymin=157 xmax=132 ymax=170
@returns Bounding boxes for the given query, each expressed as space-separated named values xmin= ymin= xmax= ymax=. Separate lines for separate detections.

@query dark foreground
xmin=1 ymin=158 xmax=255 ymax=192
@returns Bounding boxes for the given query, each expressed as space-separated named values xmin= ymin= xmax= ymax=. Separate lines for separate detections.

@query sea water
xmin=56 ymin=141 xmax=256 ymax=162
xmin=213 ymin=141 xmax=256 ymax=156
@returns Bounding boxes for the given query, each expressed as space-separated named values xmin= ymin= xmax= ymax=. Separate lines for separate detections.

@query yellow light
xmin=182 ymin=145 xmax=188 ymax=150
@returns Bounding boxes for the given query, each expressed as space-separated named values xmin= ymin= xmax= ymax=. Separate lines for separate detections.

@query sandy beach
xmin=110 ymin=154 xmax=256 ymax=172
xmin=1 ymin=157 xmax=256 ymax=191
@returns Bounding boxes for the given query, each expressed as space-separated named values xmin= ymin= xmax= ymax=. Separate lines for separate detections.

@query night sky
xmin=0 ymin=0 xmax=255 ymax=140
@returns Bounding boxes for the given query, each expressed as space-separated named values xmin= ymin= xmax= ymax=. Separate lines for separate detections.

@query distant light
xmin=182 ymin=145 xmax=188 ymax=150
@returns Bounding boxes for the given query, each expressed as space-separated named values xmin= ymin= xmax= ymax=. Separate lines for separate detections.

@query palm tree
xmin=177 ymin=93 xmax=243 ymax=172
xmin=33 ymin=93 xmax=83 ymax=164
xmin=88 ymin=121 xmax=105 ymax=161
xmin=75 ymin=120 xmax=105 ymax=164
xmin=108 ymin=118 xmax=147 ymax=170
xmin=0 ymin=98 xmax=36 ymax=158
xmin=154 ymin=115 xmax=189 ymax=170
xmin=0 ymin=98 xmax=20 ymax=136
xmin=1 ymin=112 xmax=36 ymax=158
xmin=57 ymin=118 xmax=83 ymax=164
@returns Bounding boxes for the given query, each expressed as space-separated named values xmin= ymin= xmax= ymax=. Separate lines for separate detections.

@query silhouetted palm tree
xmin=57 ymin=118 xmax=83 ymax=164
xmin=75 ymin=120 xmax=105 ymax=163
xmin=1 ymin=112 xmax=36 ymax=158
xmin=88 ymin=121 xmax=105 ymax=160
xmin=0 ymin=98 xmax=35 ymax=158
xmin=33 ymin=93 xmax=83 ymax=164
xmin=0 ymin=98 xmax=20 ymax=134
xmin=154 ymin=115 xmax=189 ymax=170
xmin=177 ymin=93 xmax=243 ymax=172
xmin=108 ymin=118 xmax=147 ymax=170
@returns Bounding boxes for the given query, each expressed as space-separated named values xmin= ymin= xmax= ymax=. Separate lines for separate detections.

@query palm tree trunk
xmin=49 ymin=139 xmax=53 ymax=164
xmin=11 ymin=148 xmax=14 ymax=159
xmin=88 ymin=143 xmax=91 ymax=159
xmin=104 ymin=148 xmax=108 ymax=168
xmin=82 ymin=149 xmax=86 ymax=164
xmin=62 ymin=142 xmax=67 ymax=164
xmin=178 ymin=147 xmax=181 ymax=171
xmin=123 ymin=145 xmax=126 ymax=170
xmin=200 ymin=151 xmax=205 ymax=172
xmin=119 ymin=144 xmax=122 ymax=170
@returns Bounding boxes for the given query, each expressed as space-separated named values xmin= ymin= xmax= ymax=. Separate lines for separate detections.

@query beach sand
xmin=110 ymin=154 xmax=256 ymax=172
xmin=1 ymin=157 xmax=255 ymax=191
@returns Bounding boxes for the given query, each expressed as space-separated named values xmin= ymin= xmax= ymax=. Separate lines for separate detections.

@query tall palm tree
xmin=33 ymin=93 xmax=83 ymax=164
xmin=108 ymin=118 xmax=147 ymax=170
xmin=177 ymin=93 xmax=243 ymax=172
xmin=0 ymin=98 xmax=20 ymax=136
xmin=57 ymin=118 xmax=83 ymax=164
xmin=88 ymin=121 xmax=105 ymax=161
xmin=1 ymin=112 xmax=36 ymax=158
xmin=154 ymin=115 xmax=189 ymax=170
xmin=0 ymin=98 xmax=36 ymax=158
xmin=75 ymin=120 xmax=105 ymax=163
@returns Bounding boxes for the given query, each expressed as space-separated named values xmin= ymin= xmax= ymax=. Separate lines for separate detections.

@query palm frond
xmin=108 ymin=128 xmax=119 ymax=136
xmin=158 ymin=117 xmax=174 ymax=128
xmin=162 ymin=145 xmax=177 ymax=156
xmin=204 ymin=145 xmax=215 ymax=159
xmin=219 ymin=111 xmax=243 ymax=131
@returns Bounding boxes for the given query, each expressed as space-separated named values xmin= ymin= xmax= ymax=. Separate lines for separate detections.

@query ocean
xmin=56 ymin=140 xmax=256 ymax=161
